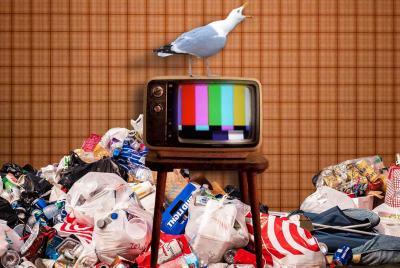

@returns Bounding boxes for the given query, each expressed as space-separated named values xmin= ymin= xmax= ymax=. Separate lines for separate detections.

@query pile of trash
xmin=2 ymin=114 xmax=400 ymax=268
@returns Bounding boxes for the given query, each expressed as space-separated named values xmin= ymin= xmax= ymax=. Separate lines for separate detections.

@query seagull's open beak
xmin=242 ymin=2 xmax=253 ymax=18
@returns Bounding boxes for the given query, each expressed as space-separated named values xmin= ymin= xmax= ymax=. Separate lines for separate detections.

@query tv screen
xmin=178 ymin=84 xmax=253 ymax=142
xmin=144 ymin=77 xmax=262 ymax=158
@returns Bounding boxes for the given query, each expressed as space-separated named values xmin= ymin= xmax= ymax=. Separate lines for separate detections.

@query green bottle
xmin=2 ymin=177 xmax=18 ymax=193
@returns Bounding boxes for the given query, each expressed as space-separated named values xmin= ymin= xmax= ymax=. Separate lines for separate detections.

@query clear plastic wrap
xmin=65 ymin=172 xmax=143 ymax=227
xmin=315 ymin=155 xmax=385 ymax=194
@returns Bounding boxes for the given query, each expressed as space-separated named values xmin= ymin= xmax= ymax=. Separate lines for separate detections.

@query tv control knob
xmin=153 ymin=104 xmax=163 ymax=113
xmin=151 ymin=86 xmax=164 ymax=98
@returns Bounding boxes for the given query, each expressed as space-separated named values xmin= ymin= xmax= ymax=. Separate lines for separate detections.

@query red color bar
xmin=181 ymin=85 xmax=196 ymax=125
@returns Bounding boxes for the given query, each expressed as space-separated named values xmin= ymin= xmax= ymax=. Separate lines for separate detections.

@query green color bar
xmin=208 ymin=85 xmax=221 ymax=125
xmin=234 ymin=85 xmax=246 ymax=126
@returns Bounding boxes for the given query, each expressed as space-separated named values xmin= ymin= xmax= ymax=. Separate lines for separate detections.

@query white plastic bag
xmin=100 ymin=128 xmax=129 ymax=149
xmin=300 ymin=186 xmax=356 ymax=214
xmin=93 ymin=202 xmax=153 ymax=264
xmin=373 ymin=203 xmax=400 ymax=217
xmin=49 ymin=183 xmax=67 ymax=203
xmin=192 ymin=198 xmax=237 ymax=263
xmin=131 ymin=114 xmax=143 ymax=138
xmin=74 ymin=235 xmax=98 ymax=268
xmin=186 ymin=198 xmax=249 ymax=250
xmin=0 ymin=220 xmax=24 ymax=254
xmin=373 ymin=203 xmax=400 ymax=237
xmin=65 ymin=172 xmax=142 ymax=227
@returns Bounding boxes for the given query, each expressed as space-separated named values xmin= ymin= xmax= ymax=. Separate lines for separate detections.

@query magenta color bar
xmin=222 ymin=126 xmax=234 ymax=130
xmin=195 ymin=85 xmax=208 ymax=126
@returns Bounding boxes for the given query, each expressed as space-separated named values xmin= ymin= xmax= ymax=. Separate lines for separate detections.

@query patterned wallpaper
xmin=0 ymin=0 xmax=399 ymax=211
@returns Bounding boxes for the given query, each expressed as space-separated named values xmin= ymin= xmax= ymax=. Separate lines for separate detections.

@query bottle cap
xmin=56 ymin=202 xmax=63 ymax=209
xmin=113 ymin=149 xmax=121 ymax=158
xmin=110 ymin=213 xmax=118 ymax=220
xmin=97 ymin=219 xmax=107 ymax=229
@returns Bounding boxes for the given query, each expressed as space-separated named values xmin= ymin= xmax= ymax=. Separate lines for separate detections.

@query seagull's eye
xmin=237 ymin=10 xmax=240 ymax=13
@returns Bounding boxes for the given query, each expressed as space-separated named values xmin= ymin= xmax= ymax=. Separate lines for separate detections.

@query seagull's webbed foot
xmin=189 ymin=71 xmax=200 ymax=77
xmin=207 ymin=72 xmax=220 ymax=77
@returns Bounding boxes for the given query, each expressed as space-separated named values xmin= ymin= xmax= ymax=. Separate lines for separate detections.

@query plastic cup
xmin=13 ymin=224 xmax=31 ymax=238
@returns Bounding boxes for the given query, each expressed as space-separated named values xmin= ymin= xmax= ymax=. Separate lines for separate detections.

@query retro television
xmin=143 ymin=77 xmax=262 ymax=158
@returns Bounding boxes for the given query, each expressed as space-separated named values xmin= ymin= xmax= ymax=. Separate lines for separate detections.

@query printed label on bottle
xmin=182 ymin=253 xmax=199 ymax=268
xmin=136 ymin=169 xmax=145 ymax=181
xmin=195 ymin=196 xmax=208 ymax=205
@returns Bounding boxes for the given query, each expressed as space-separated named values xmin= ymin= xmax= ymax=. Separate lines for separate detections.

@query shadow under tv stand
xmin=145 ymin=150 xmax=269 ymax=268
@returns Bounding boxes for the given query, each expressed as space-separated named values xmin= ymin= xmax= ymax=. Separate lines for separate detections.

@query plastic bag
xmin=131 ymin=114 xmax=143 ymax=139
xmin=192 ymin=198 xmax=237 ymax=263
xmin=313 ymin=155 xmax=384 ymax=191
xmin=373 ymin=203 xmax=400 ymax=237
xmin=300 ymin=186 xmax=356 ymax=214
xmin=74 ymin=235 xmax=98 ymax=268
xmin=100 ymin=128 xmax=129 ymax=150
xmin=49 ymin=184 xmax=67 ymax=203
xmin=0 ymin=197 xmax=18 ymax=228
xmin=59 ymin=157 xmax=129 ymax=190
xmin=186 ymin=198 xmax=249 ymax=249
xmin=0 ymin=220 xmax=24 ymax=253
xmin=93 ymin=201 xmax=153 ymax=264
xmin=65 ymin=172 xmax=142 ymax=227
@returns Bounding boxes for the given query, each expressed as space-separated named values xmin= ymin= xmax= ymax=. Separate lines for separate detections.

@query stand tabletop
xmin=145 ymin=150 xmax=268 ymax=173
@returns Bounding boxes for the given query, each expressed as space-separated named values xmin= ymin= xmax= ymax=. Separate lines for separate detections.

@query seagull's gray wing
xmin=171 ymin=26 xmax=226 ymax=58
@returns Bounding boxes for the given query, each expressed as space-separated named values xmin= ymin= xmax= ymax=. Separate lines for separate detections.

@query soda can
xmin=318 ymin=243 xmax=328 ymax=255
xmin=32 ymin=198 xmax=47 ymax=210
xmin=332 ymin=245 xmax=353 ymax=266
xmin=12 ymin=204 xmax=27 ymax=219
xmin=96 ymin=263 xmax=110 ymax=268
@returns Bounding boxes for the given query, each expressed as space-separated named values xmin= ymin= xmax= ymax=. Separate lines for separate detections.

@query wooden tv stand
xmin=145 ymin=150 xmax=269 ymax=268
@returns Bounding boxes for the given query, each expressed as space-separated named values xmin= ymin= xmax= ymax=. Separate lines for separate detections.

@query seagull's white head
xmin=227 ymin=2 xmax=253 ymax=23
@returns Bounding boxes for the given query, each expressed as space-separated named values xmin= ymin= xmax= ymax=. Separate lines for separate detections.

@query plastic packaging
xmin=300 ymin=186 xmax=356 ymax=214
xmin=130 ymin=181 xmax=154 ymax=199
xmin=100 ymin=128 xmax=129 ymax=152
xmin=192 ymin=198 xmax=237 ymax=263
xmin=159 ymin=253 xmax=199 ymax=268
xmin=92 ymin=202 xmax=153 ymax=264
xmin=131 ymin=114 xmax=144 ymax=140
xmin=130 ymin=166 xmax=154 ymax=184
xmin=42 ymin=203 xmax=63 ymax=220
xmin=65 ymin=172 xmax=142 ymax=227
xmin=0 ymin=221 xmax=24 ymax=253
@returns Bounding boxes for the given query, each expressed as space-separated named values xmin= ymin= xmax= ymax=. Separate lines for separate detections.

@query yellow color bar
xmin=233 ymin=85 xmax=246 ymax=126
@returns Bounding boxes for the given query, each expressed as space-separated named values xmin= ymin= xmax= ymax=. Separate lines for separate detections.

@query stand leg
xmin=238 ymin=171 xmax=248 ymax=204
xmin=247 ymin=171 xmax=263 ymax=268
xmin=150 ymin=171 xmax=167 ymax=268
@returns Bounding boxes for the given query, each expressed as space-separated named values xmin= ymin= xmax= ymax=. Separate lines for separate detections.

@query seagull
xmin=153 ymin=3 xmax=253 ymax=77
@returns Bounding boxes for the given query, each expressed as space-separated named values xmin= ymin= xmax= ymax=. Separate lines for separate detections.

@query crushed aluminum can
xmin=95 ymin=263 xmax=110 ymax=268
xmin=332 ymin=245 xmax=353 ymax=266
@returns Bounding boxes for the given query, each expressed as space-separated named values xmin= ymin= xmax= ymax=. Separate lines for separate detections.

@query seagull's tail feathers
xmin=153 ymin=44 xmax=179 ymax=57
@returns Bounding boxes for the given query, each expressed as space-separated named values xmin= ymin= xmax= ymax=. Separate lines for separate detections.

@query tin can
xmin=113 ymin=262 xmax=129 ymax=268
xmin=12 ymin=204 xmax=27 ymax=219
xmin=32 ymin=198 xmax=47 ymax=210
xmin=332 ymin=245 xmax=353 ymax=266
xmin=355 ymin=160 xmax=378 ymax=182
xmin=95 ymin=263 xmax=110 ymax=268
xmin=1 ymin=250 xmax=21 ymax=268
xmin=318 ymin=243 xmax=328 ymax=255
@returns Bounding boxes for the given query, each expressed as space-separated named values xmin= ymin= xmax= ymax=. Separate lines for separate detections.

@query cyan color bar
xmin=221 ymin=86 xmax=234 ymax=127
xmin=196 ymin=125 xmax=209 ymax=131
xmin=195 ymin=85 xmax=208 ymax=126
